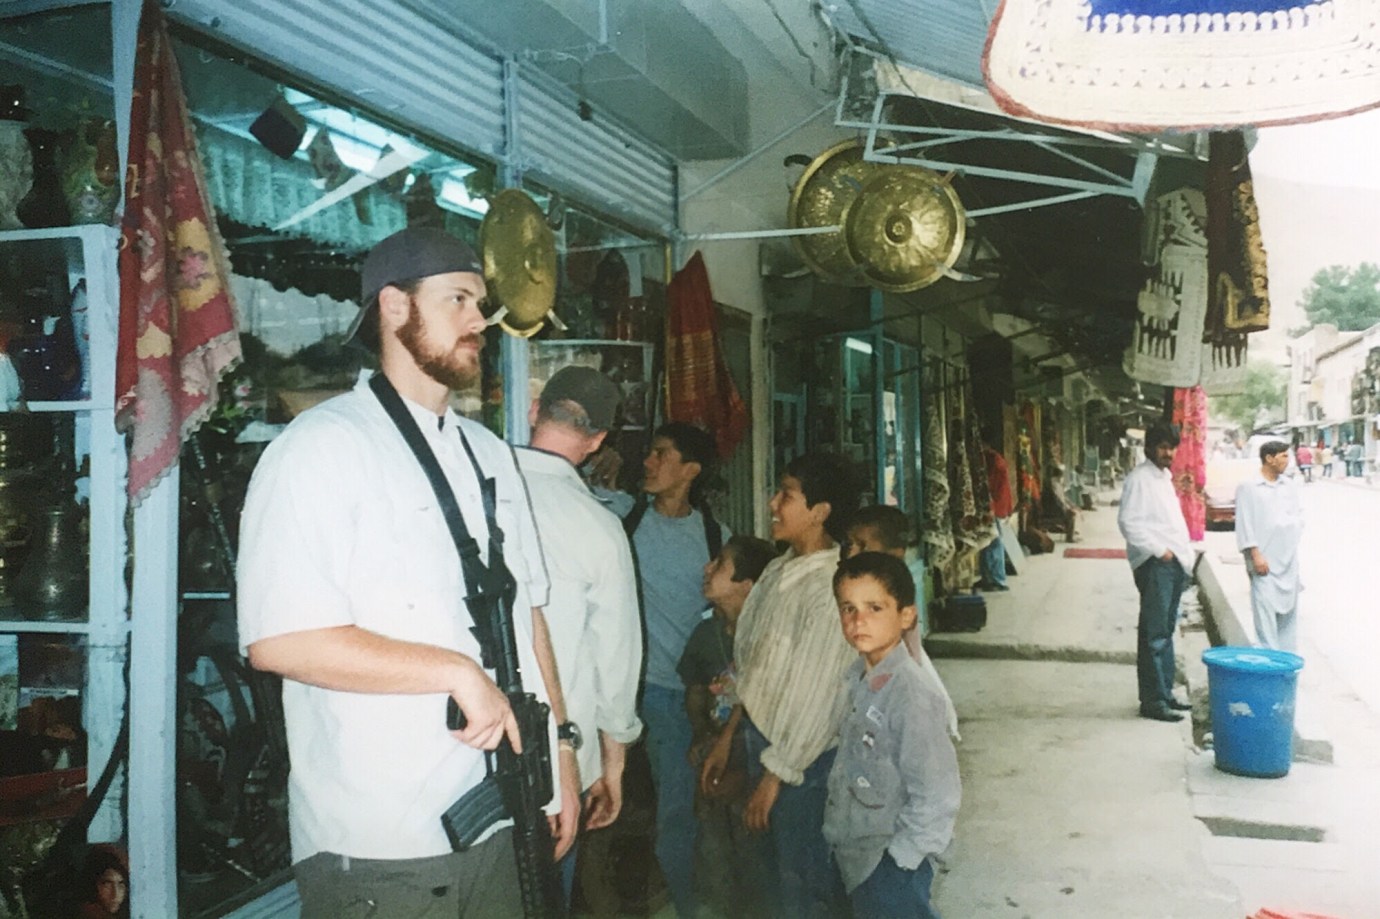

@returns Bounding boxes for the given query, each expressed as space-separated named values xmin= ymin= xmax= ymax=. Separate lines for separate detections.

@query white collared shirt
xmin=734 ymin=546 xmax=856 ymax=785
xmin=237 ymin=375 xmax=553 ymax=863
xmin=1116 ymin=459 xmax=1194 ymax=574
xmin=515 ymin=447 xmax=643 ymax=789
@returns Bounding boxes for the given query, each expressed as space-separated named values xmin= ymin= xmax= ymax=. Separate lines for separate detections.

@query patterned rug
xmin=1063 ymin=548 xmax=1128 ymax=559
xmin=984 ymin=0 xmax=1380 ymax=131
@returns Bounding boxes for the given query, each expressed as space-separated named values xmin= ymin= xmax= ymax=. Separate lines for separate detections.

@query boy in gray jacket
xmin=823 ymin=553 xmax=961 ymax=919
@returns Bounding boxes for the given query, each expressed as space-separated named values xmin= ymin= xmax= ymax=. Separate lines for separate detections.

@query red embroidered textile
xmin=116 ymin=1 xmax=240 ymax=505
xmin=664 ymin=252 xmax=748 ymax=459
xmin=984 ymin=446 xmax=1014 ymax=519
xmin=1171 ymin=386 xmax=1207 ymax=541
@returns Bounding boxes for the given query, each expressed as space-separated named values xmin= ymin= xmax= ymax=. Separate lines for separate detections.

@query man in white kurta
xmin=1234 ymin=441 xmax=1304 ymax=652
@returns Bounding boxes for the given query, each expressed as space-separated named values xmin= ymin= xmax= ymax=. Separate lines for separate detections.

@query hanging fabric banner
xmin=116 ymin=0 xmax=242 ymax=504
xmin=664 ymin=251 xmax=750 ymax=459
xmin=921 ymin=378 xmax=954 ymax=570
xmin=984 ymin=0 xmax=1380 ymax=131
xmin=1206 ymin=131 xmax=1271 ymax=335
xmin=1171 ymin=386 xmax=1208 ymax=541
xmin=1126 ymin=189 xmax=1210 ymax=389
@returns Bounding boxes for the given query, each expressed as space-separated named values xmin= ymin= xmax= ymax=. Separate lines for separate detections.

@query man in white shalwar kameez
xmin=1234 ymin=440 xmax=1304 ymax=652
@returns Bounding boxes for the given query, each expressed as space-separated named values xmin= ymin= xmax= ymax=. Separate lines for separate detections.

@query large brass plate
xmin=480 ymin=188 xmax=557 ymax=336
xmin=844 ymin=167 xmax=965 ymax=293
xmin=787 ymin=140 xmax=879 ymax=286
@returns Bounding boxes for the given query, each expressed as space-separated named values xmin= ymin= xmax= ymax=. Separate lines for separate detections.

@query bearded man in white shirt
xmin=238 ymin=228 xmax=579 ymax=918
xmin=1116 ymin=422 xmax=1195 ymax=723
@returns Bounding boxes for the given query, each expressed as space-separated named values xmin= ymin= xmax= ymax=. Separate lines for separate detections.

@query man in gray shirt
xmin=603 ymin=422 xmax=729 ymax=918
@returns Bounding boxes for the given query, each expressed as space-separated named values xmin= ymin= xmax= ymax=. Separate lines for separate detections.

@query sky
xmin=1244 ymin=108 xmax=1380 ymax=365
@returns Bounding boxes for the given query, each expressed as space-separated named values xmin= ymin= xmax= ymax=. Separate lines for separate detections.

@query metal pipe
xmin=681 ymin=225 xmax=840 ymax=241
xmin=678 ymin=102 xmax=833 ymax=202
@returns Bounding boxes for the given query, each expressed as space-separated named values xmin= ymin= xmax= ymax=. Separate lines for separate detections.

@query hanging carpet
xmin=984 ymin=0 xmax=1380 ymax=131
xmin=117 ymin=0 xmax=241 ymax=505
xmin=664 ymin=252 xmax=750 ymax=460
xmin=1171 ymin=386 xmax=1208 ymax=541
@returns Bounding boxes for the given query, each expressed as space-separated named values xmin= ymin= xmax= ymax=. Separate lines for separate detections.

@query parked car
xmin=1204 ymin=458 xmax=1257 ymax=530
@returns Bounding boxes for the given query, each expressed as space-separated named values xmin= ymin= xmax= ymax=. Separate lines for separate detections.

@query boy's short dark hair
xmin=783 ymin=452 xmax=866 ymax=543
xmin=654 ymin=422 xmax=716 ymax=470
xmin=833 ymin=551 xmax=916 ymax=609
xmin=723 ymin=535 xmax=778 ymax=583
xmin=1259 ymin=440 xmax=1289 ymax=463
xmin=845 ymin=505 xmax=912 ymax=552
xmin=654 ymin=421 xmax=717 ymax=503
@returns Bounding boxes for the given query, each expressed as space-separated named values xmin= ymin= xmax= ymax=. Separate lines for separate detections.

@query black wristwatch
xmin=556 ymin=720 xmax=583 ymax=751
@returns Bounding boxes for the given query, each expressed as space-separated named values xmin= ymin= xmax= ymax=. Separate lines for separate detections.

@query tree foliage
xmin=1210 ymin=362 xmax=1288 ymax=435
xmin=1297 ymin=263 xmax=1380 ymax=332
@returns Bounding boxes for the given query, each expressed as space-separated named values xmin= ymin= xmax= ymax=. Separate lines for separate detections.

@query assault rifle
xmin=368 ymin=371 xmax=563 ymax=918
xmin=440 ymin=545 xmax=563 ymax=918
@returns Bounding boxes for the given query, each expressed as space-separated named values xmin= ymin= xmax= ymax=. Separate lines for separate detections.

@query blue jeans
xmin=979 ymin=532 xmax=1007 ymax=587
xmin=850 ymin=853 xmax=940 ymax=919
xmin=642 ymin=684 xmax=697 ymax=918
xmin=744 ymin=719 xmax=846 ymax=919
xmin=1133 ymin=557 xmax=1186 ymax=709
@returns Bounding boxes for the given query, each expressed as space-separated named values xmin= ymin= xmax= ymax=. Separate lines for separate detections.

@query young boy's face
xmin=836 ymin=573 xmax=918 ymax=668
xmin=844 ymin=524 xmax=902 ymax=560
xmin=703 ymin=547 xmax=752 ymax=620
xmin=769 ymin=475 xmax=819 ymax=546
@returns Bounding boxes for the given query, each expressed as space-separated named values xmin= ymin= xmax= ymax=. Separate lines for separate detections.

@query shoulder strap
xmin=701 ymin=503 xmax=722 ymax=559
xmin=369 ymin=372 xmax=488 ymax=583
xmin=622 ymin=493 xmax=650 ymax=539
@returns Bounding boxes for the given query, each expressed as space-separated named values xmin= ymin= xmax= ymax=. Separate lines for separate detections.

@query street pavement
xmin=930 ymin=497 xmax=1241 ymax=919
xmin=1195 ymin=475 xmax=1380 ymax=919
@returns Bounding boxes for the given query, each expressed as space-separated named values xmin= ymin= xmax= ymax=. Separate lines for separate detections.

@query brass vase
xmin=13 ymin=499 xmax=87 ymax=621
xmin=0 ymin=467 xmax=39 ymax=610
xmin=59 ymin=118 xmax=119 ymax=226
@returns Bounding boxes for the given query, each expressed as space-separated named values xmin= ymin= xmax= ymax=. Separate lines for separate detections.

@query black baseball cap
xmin=540 ymin=366 xmax=622 ymax=432
xmin=347 ymin=227 xmax=484 ymax=349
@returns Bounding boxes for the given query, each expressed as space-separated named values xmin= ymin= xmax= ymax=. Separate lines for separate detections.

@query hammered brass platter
xmin=787 ymin=140 xmax=879 ymax=286
xmin=844 ymin=167 xmax=965 ymax=293
xmin=480 ymin=188 xmax=558 ymax=337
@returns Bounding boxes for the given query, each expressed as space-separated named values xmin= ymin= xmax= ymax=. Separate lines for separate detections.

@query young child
xmin=844 ymin=505 xmax=960 ymax=741
xmin=710 ymin=452 xmax=864 ymax=917
xmin=678 ymin=535 xmax=778 ymax=919
xmin=824 ymin=552 xmax=961 ymax=919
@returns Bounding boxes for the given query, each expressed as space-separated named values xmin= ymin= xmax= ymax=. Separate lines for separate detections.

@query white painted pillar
xmin=128 ymin=469 xmax=180 ymax=919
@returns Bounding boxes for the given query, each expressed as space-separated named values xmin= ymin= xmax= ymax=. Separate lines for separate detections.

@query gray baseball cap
xmin=347 ymin=227 xmax=484 ymax=349
xmin=540 ymin=366 xmax=622 ymax=432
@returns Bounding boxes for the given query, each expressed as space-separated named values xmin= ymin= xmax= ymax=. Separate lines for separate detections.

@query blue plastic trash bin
xmin=1202 ymin=647 xmax=1305 ymax=778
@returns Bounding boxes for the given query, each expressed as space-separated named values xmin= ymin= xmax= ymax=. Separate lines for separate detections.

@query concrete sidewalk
xmin=1192 ymin=533 xmax=1380 ymax=919
xmin=928 ymin=495 xmax=1242 ymax=918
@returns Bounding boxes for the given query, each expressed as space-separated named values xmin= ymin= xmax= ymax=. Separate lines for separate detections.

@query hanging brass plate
xmin=480 ymin=188 xmax=558 ymax=336
xmin=844 ymin=167 xmax=965 ymax=293
xmin=786 ymin=140 xmax=879 ymax=286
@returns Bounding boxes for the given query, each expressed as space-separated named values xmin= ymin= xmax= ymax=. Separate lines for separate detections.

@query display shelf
xmin=0 ymin=220 xmax=127 ymax=844
xmin=21 ymin=400 xmax=97 ymax=413
xmin=0 ymin=618 xmax=92 ymax=633
xmin=535 ymin=338 xmax=650 ymax=348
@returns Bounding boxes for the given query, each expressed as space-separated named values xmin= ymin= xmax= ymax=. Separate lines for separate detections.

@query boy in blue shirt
xmin=824 ymin=553 xmax=961 ymax=919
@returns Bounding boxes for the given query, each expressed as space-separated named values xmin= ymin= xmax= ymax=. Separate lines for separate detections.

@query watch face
xmin=558 ymin=721 xmax=583 ymax=750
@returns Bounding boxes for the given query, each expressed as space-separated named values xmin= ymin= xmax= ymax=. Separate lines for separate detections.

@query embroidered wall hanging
xmin=984 ymin=0 xmax=1380 ymax=131
xmin=1124 ymin=242 xmax=1208 ymax=388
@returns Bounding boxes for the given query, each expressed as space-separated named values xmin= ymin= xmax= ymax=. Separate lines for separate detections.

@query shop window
xmin=516 ymin=182 xmax=668 ymax=490
xmin=2 ymin=11 xmax=125 ymax=919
